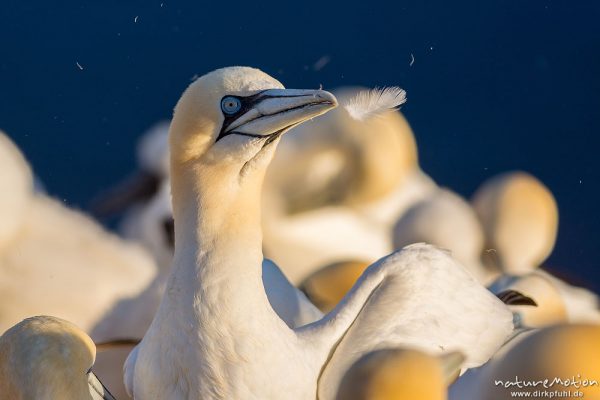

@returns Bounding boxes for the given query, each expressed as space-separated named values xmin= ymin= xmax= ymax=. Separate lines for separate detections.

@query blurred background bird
xmin=336 ymin=348 xmax=464 ymax=400
xmin=450 ymin=324 xmax=600 ymax=400
xmin=0 ymin=316 xmax=115 ymax=400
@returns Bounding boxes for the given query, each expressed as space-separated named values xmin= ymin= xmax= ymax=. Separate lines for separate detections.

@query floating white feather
xmin=343 ymin=87 xmax=407 ymax=121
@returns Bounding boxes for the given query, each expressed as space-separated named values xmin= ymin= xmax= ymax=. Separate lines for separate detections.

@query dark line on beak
xmin=88 ymin=371 xmax=117 ymax=400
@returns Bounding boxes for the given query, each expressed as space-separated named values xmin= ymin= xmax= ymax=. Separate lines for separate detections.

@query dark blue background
xmin=1 ymin=1 xmax=598 ymax=290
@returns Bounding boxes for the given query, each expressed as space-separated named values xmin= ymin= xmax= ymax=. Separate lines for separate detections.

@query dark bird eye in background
xmin=0 ymin=2 xmax=598 ymax=290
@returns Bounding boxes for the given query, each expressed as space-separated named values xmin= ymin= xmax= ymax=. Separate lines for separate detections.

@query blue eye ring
xmin=221 ymin=96 xmax=242 ymax=114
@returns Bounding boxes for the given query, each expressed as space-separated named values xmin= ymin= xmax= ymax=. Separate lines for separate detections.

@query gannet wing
xmin=316 ymin=244 xmax=514 ymax=400
xmin=262 ymin=259 xmax=323 ymax=327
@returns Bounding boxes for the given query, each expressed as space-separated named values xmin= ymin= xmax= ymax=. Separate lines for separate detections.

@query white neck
xmin=164 ymin=157 xmax=273 ymax=322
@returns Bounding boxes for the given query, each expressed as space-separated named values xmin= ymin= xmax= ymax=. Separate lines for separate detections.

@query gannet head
xmin=496 ymin=273 xmax=567 ymax=327
xmin=0 ymin=316 xmax=115 ymax=399
xmin=336 ymin=348 xmax=464 ymax=400
xmin=472 ymin=172 xmax=558 ymax=275
xmin=169 ymin=67 xmax=337 ymax=173
xmin=480 ymin=324 xmax=600 ymax=399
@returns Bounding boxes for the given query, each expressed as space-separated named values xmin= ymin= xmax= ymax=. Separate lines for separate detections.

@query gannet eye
xmin=221 ymin=97 xmax=242 ymax=114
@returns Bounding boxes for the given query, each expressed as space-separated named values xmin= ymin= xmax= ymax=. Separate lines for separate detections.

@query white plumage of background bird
xmin=393 ymin=188 xmax=498 ymax=285
xmin=0 ymin=131 xmax=157 ymax=336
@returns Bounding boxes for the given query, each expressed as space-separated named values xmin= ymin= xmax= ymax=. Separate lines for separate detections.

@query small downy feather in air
xmin=343 ymin=87 xmax=407 ymax=121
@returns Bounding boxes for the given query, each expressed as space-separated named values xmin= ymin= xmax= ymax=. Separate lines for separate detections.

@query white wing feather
xmin=317 ymin=243 xmax=514 ymax=400
xmin=343 ymin=86 xmax=407 ymax=121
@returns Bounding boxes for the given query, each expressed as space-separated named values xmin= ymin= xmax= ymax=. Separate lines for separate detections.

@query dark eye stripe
xmin=215 ymin=90 xmax=313 ymax=143
xmin=217 ymin=91 xmax=268 ymax=141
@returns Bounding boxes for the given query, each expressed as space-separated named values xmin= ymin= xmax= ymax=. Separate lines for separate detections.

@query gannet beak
xmin=88 ymin=371 xmax=117 ymax=400
xmin=217 ymin=89 xmax=337 ymax=142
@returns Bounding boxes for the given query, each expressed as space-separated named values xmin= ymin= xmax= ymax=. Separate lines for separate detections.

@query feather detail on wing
xmin=317 ymin=243 xmax=514 ymax=400
xmin=343 ymin=87 xmax=407 ymax=121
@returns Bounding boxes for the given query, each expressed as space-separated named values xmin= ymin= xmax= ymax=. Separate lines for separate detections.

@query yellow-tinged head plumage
xmin=170 ymin=67 xmax=284 ymax=164
xmin=301 ymin=260 xmax=370 ymax=312
xmin=336 ymin=348 xmax=462 ymax=400
xmin=473 ymin=171 xmax=558 ymax=274
xmin=0 ymin=316 xmax=100 ymax=399
xmin=481 ymin=324 xmax=600 ymax=400
xmin=169 ymin=66 xmax=336 ymax=166
xmin=502 ymin=273 xmax=568 ymax=327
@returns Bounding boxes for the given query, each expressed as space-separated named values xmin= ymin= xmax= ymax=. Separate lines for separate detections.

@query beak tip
xmin=316 ymin=90 xmax=338 ymax=108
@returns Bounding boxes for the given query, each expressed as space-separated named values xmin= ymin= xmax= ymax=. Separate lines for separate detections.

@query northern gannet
xmin=262 ymin=87 xmax=437 ymax=284
xmin=336 ymin=348 xmax=464 ymax=400
xmin=474 ymin=172 xmax=600 ymax=324
xmin=125 ymin=67 xmax=514 ymax=400
xmin=0 ymin=316 xmax=115 ymax=400
xmin=472 ymin=171 xmax=558 ymax=275
xmin=489 ymin=273 xmax=568 ymax=327
xmin=490 ymin=272 xmax=600 ymax=325
xmin=479 ymin=324 xmax=600 ymax=399
xmin=452 ymin=324 xmax=600 ymax=400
